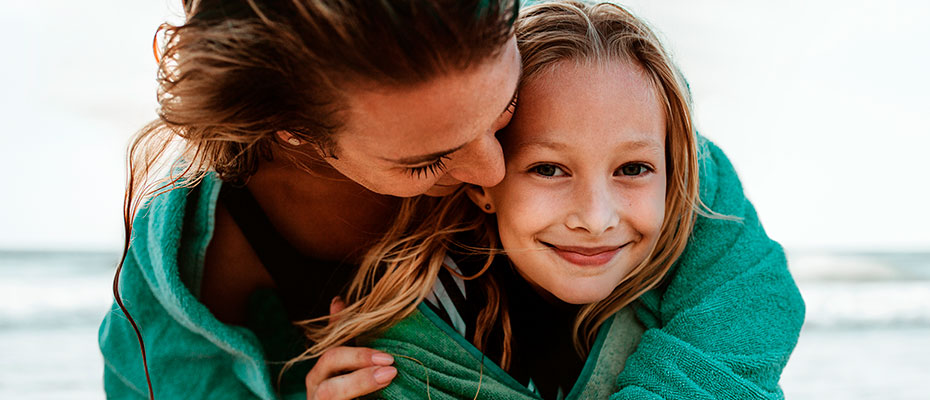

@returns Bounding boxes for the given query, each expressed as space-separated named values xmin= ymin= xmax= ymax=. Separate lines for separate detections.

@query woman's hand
xmin=305 ymin=297 xmax=398 ymax=400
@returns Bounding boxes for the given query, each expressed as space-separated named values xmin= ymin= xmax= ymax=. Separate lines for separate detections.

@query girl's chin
xmin=550 ymin=284 xmax=615 ymax=305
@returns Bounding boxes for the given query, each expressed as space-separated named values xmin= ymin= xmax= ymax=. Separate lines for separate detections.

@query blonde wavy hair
xmin=294 ymin=0 xmax=708 ymax=370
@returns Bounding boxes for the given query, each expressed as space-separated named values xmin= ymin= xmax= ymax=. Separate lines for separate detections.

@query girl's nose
xmin=565 ymin=179 xmax=620 ymax=236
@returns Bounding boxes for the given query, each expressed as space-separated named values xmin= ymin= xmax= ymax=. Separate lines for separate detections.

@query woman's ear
xmin=465 ymin=185 xmax=496 ymax=214
xmin=276 ymin=130 xmax=302 ymax=146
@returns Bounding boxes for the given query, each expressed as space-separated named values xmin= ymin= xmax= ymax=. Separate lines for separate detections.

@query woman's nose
xmin=565 ymin=179 xmax=620 ymax=236
xmin=447 ymin=132 xmax=505 ymax=187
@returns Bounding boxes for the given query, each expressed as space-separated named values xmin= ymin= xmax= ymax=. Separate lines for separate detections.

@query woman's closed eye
xmin=504 ymin=92 xmax=519 ymax=115
xmin=405 ymin=155 xmax=450 ymax=179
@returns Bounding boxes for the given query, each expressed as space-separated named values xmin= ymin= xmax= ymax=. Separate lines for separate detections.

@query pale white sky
xmin=1 ymin=0 xmax=928 ymax=252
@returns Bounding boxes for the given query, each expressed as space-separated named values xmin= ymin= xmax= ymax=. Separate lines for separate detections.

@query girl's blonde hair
xmin=295 ymin=0 xmax=704 ymax=369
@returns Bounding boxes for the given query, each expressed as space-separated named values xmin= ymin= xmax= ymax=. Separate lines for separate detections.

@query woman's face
xmin=477 ymin=61 xmax=667 ymax=304
xmin=324 ymin=37 xmax=522 ymax=197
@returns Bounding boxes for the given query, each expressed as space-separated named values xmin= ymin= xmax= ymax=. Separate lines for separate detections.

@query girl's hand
xmin=305 ymin=297 xmax=398 ymax=400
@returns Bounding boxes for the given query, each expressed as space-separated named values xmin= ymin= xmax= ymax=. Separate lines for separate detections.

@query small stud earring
xmin=287 ymin=137 xmax=301 ymax=146
xmin=484 ymin=204 xmax=492 ymax=211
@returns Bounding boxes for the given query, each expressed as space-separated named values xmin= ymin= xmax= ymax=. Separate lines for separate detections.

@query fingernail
xmin=371 ymin=352 xmax=394 ymax=365
xmin=373 ymin=366 xmax=397 ymax=384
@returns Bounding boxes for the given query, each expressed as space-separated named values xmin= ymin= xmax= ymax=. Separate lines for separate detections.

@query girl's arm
xmin=611 ymin=137 xmax=805 ymax=399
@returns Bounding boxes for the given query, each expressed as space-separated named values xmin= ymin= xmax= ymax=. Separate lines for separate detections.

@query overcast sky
xmin=1 ymin=0 xmax=927 ymax=252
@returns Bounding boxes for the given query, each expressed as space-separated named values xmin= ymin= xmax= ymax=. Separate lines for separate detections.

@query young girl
xmin=303 ymin=1 xmax=803 ymax=399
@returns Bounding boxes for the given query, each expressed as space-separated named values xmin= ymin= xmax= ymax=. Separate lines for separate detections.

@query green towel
xmin=97 ymin=136 xmax=803 ymax=399
xmin=98 ymin=176 xmax=311 ymax=400
xmin=609 ymin=138 xmax=805 ymax=399
xmin=362 ymin=137 xmax=803 ymax=399
xmin=364 ymin=304 xmax=644 ymax=399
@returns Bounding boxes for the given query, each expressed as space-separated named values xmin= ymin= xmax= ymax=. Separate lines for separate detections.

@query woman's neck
xmin=246 ymin=155 xmax=401 ymax=263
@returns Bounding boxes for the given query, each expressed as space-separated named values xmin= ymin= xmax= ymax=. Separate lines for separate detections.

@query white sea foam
xmin=799 ymin=281 xmax=930 ymax=329
xmin=0 ymin=252 xmax=115 ymax=329
xmin=785 ymin=251 xmax=930 ymax=328
xmin=787 ymin=251 xmax=930 ymax=281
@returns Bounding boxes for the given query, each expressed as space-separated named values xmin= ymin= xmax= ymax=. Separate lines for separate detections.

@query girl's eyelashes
xmin=616 ymin=162 xmax=653 ymax=177
xmin=527 ymin=162 xmax=653 ymax=178
xmin=405 ymin=155 xmax=451 ymax=179
xmin=531 ymin=163 xmax=567 ymax=178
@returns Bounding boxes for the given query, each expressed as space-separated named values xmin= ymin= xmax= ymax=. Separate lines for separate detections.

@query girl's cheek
xmin=510 ymin=178 xmax=552 ymax=210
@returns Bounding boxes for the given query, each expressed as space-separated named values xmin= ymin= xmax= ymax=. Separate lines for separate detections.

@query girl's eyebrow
xmin=515 ymin=137 xmax=663 ymax=152
xmin=514 ymin=140 xmax=568 ymax=152
xmin=615 ymin=139 xmax=664 ymax=152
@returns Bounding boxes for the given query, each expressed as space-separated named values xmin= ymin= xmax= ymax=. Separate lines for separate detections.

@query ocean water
xmin=0 ymin=252 xmax=115 ymax=399
xmin=781 ymin=252 xmax=930 ymax=400
xmin=0 ymin=250 xmax=928 ymax=399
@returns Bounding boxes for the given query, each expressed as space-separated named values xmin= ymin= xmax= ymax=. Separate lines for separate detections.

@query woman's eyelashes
xmin=404 ymin=155 xmax=451 ymax=179
xmin=504 ymin=93 xmax=519 ymax=115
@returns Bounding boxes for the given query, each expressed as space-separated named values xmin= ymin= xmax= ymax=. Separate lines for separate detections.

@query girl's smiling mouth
xmin=541 ymin=242 xmax=627 ymax=266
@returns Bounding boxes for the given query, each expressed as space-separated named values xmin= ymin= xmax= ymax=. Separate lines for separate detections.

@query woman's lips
xmin=544 ymin=242 xmax=624 ymax=266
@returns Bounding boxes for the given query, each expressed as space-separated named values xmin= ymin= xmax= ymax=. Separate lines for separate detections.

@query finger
xmin=311 ymin=366 xmax=397 ymax=400
xmin=306 ymin=347 xmax=394 ymax=389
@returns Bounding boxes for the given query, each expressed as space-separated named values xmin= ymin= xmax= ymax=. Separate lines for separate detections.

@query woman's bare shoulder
xmin=200 ymin=201 xmax=275 ymax=325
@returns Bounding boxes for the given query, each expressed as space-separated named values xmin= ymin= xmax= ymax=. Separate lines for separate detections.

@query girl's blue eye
xmin=532 ymin=164 xmax=565 ymax=177
xmin=618 ymin=163 xmax=650 ymax=176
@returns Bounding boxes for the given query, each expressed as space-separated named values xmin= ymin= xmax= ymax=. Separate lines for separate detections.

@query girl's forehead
xmin=504 ymin=61 xmax=664 ymax=149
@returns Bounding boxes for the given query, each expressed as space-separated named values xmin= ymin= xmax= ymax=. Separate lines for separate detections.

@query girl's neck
xmin=245 ymin=155 xmax=401 ymax=263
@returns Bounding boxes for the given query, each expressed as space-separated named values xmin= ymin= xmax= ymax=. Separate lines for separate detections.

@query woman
xmin=98 ymin=1 xmax=803 ymax=399
xmin=100 ymin=1 xmax=520 ymax=399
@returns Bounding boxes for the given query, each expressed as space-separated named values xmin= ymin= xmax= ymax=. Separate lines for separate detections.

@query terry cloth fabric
xmin=97 ymin=136 xmax=803 ymax=399
xmin=362 ymin=304 xmax=644 ymax=400
xmin=364 ymin=137 xmax=804 ymax=399
xmin=97 ymin=176 xmax=311 ymax=400
xmin=609 ymin=137 xmax=806 ymax=399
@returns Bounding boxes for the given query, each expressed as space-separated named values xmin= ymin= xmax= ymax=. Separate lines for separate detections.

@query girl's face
xmin=475 ymin=61 xmax=667 ymax=304
xmin=323 ymin=37 xmax=522 ymax=198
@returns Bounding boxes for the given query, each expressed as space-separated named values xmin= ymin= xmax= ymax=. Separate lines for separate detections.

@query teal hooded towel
xmin=98 ymin=137 xmax=803 ymax=399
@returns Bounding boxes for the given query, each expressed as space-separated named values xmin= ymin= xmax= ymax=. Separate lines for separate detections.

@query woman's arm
xmin=611 ymin=138 xmax=805 ymax=399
